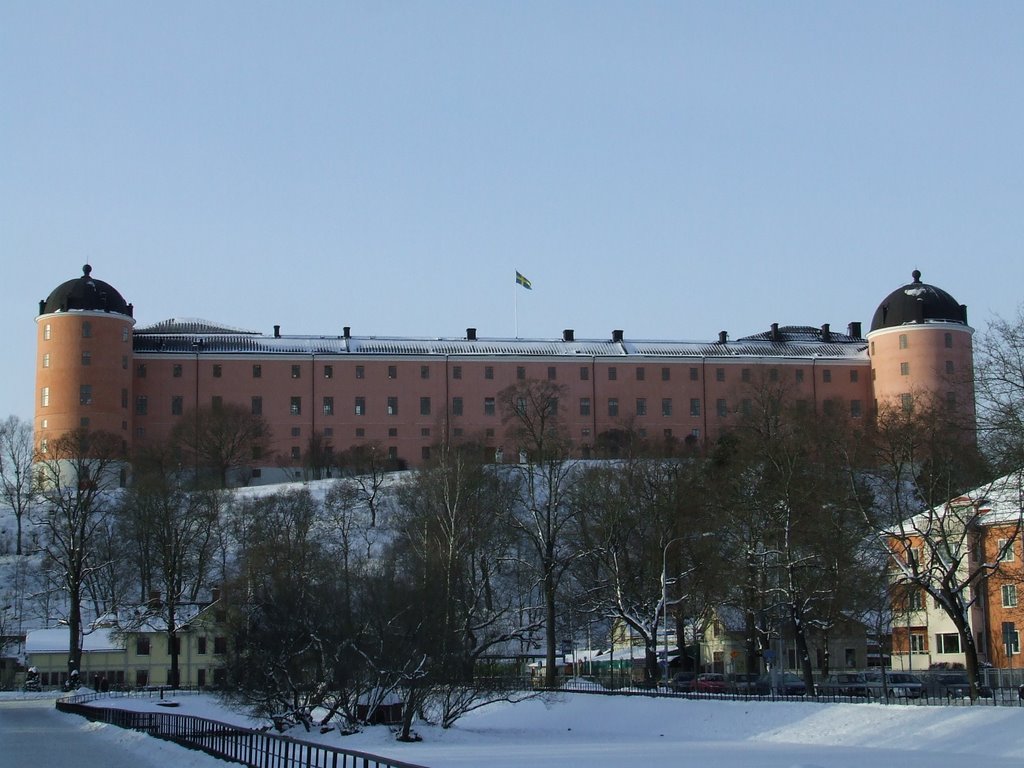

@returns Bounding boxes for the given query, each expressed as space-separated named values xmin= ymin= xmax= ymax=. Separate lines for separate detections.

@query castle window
xmin=80 ymin=385 xmax=93 ymax=405
xmin=795 ymin=369 xmax=804 ymax=383
xmin=355 ymin=397 xmax=365 ymax=415
xmin=946 ymin=360 xmax=955 ymax=374
xmin=548 ymin=366 xmax=557 ymax=381
xmin=900 ymin=362 xmax=910 ymax=376
xmin=290 ymin=397 xmax=302 ymax=415
xmin=899 ymin=334 xmax=908 ymax=349
xmin=291 ymin=447 xmax=301 ymax=460
xmin=324 ymin=365 xmax=333 ymax=379
xmin=420 ymin=397 xmax=431 ymax=416
xmin=1002 ymin=584 xmax=1017 ymax=608
xmin=122 ymin=327 xmax=129 ymax=342
xmin=484 ymin=397 xmax=495 ymax=416
xmin=452 ymin=366 xmax=462 ymax=379
xmin=484 ymin=366 xmax=494 ymax=380
xmin=901 ymin=393 xmax=913 ymax=412
xmin=662 ymin=398 xmax=673 ymax=417
xmin=690 ymin=367 xmax=699 ymax=381
xmin=850 ymin=369 xmax=858 ymax=383
xmin=42 ymin=353 xmax=50 ymax=368
xmin=40 ymin=387 xmax=49 ymax=407
xmin=608 ymin=398 xmax=619 ymax=417
xmin=213 ymin=364 xmax=222 ymax=378
xmin=716 ymin=368 xmax=725 ymax=382
xmin=451 ymin=397 xmax=462 ymax=416
xmin=137 ymin=363 xmax=147 ymax=378
xmin=850 ymin=400 xmax=862 ymax=418
xmin=518 ymin=366 xmax=526 ymax=380
xmin=388 ymin=365 xmax=398 ymax=379
xmin=387 ymin=397 xmax=398 ymax=415
xmin=636 ymin=367 xmax=645 ymax=381
xmin=323 ymin=397 xmax=334 ymax=416
xmin=822 ymin=369 xmax=832 ymax=383
xmin=717 ymin=398 xmax=727 ymax=417
xmin=135 ymin=396 xmax=148 ymax=416
xmin=356 ymin=365 xmax=365 ymax=379
xmin=579 ymin=398 xmax=591 ymax=416
xmin=82 ymin=321 xmax=92 ymax=338
xmin=636 ymin=398 xmax=647 ymax=416
xmin=608 ymin=367 xmax=617 ymax=381
xmin=173 ymin=364 xmax=182 ymax=377
xmin=251 ymin=396 xmax=262 ymax=416
xmin=420 ymin=365 xmax=429 ymax=380
xmin=291 ymin=364 xmax=301 ymax=379
xmin=945 ymin=332 xmax=953 ymax=349
xmin=741 ymin=368 xmax=751 ymax=382
xmin=171 ymin=396 xmax=183 ymax=416
xmin=690 ymin=398 xmax=701 ymax=416
xmin=252 ymin=364 xmax=261 ymax=378
xmin=579 ymin=367 xmax=589 ymax=381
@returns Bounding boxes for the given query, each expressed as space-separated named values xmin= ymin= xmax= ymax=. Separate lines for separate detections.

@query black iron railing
xmin=56 ymin=694 xmax=427 ymax=768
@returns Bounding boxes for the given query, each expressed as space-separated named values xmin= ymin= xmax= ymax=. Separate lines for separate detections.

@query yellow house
xmin=26 ymin=602 xmax=228 ymax=690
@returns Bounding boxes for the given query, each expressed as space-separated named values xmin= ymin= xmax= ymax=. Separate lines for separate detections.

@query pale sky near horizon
xmin=3 ymin=2 xmax=1022 ymax=423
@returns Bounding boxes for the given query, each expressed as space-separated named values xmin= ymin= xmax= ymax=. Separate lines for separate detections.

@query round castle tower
xmin=35 ymin=265 xmax=135 ymax=454
xmin=867 ymin=270 xmax=975 ymax=425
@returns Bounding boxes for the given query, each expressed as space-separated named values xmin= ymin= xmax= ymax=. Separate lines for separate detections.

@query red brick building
xmin=35 ymin=266 xmax=974 ymax=483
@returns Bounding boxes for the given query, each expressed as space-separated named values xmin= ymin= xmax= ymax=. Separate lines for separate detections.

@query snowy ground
xmin=9 ymin=688 xmax=1021 ymax=768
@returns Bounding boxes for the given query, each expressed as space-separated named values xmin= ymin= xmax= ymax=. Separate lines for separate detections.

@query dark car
xmin=694 ymin=673 xmax=729 ymax=694
xmin=933 ymin=672 xmax=993 ymax=699
xmin=727 ymin=672 xmax=760 ymax=694
xmin=756 ymin=672 xmax=807 ymax=696
xmin=862 ymin=670 xmax=925 ymax=699
xmin=670 ymin=672 xmax=697 ymax=693
xmin=817 ymin=672 xmax=869 ymax=697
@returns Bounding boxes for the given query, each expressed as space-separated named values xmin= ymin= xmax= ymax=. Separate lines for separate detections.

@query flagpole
xmin=514 ymin=273 xmax=519 ymax=338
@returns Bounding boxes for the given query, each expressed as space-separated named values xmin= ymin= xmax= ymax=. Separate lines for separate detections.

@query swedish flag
xmin=516 ymin=271 xmax=532 ymax=290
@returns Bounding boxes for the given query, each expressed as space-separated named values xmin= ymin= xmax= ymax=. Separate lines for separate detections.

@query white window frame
xmin=998 ymin=538 xmax=1016 ymax=562
xmin=1002 ymin=584 xmax=1018 ymax=608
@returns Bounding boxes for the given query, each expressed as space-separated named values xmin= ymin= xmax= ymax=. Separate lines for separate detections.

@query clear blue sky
xmin=3 ymin=2 xmax=1022 ymax=423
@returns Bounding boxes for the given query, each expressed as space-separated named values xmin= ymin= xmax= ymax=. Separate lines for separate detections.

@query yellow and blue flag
xmin=515 ymin=271 xmax=532 ymax=290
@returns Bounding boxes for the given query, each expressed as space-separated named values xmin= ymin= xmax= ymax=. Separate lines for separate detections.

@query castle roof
xmin=870 ymin=270 xmax=967 ymax=332
xmin=40 ymin=264 xmax=132 ymax=317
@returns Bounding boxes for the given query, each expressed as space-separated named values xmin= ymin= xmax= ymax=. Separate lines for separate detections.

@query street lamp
xmin=662 ymin=537 xmax=686 ymax=686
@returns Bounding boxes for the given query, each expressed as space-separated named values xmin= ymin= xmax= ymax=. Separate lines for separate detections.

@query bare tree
xmin=32 ymin=428 xmax=124 ymax=681
xmin=976 ymin=305 xmax=1024 ymax=472
xmin=0 ymin=415 xmax=37 ymax=555
xmin=860 ymin=397 xmax=999 ymax=699
xmin=118 ymin=442 xmax=222 ymax=687
xmin=498 ymin=379 xmax=580 ymax=687
xmin=392 ymin=439 xmax=539 ymax=726
xmin=172 ymin=404 xmax=271 ymax=488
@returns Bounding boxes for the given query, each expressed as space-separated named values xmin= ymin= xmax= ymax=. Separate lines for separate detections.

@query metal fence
xmin=56 ymin=693 xmax=428 ymax=768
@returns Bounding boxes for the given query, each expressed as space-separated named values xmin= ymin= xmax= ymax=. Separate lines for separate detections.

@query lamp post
xmin=662 ymin=537 xmax=686 ymax=686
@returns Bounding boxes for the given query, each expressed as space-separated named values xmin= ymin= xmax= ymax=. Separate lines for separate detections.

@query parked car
xmin=756 ymin=672 xmax=807 ymax=696
xmin=727 ymin=672 xmax=760 ymax=694
xmin=862 ymin=670 xmax=925 ymax=699
xmin=694 ymin=673 xmax=729 ymax=694
xmin=670 ymin=672 xmax=697 ymax=693
xmin=817 ymin=672 xmax=869 ymax=697
xmin=931 ymin=672 xmax=993 ymax=699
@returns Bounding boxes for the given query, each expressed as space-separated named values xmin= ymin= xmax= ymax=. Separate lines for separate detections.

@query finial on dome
xmin=911 ymin=269 xmax=921 ymax=283
xmin=82 ymin=264 xmax=92 ymax=277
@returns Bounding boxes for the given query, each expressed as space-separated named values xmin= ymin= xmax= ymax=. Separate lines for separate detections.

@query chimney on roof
xmin=343 ymin=326 xmax=350 ymax=339
xmin=467 ymin=327 xmax=477 ymax=341
xmin=960 ymin=304 xmax=968 ymax=324
xmin=718 ymin=330 xmax=728 ymax=344
xmin=612 ymin=329 xmax=624 ymax=343
xmin=848 ymin=321 xmax=862 ymax=339
xmin=820 ymin=323 xmax=831 ymax=342
xmin=39 ymin=299 xmax=45 ymax=314
xmin=563 ymin=329 xmax=574 ymax=342
xmin=273 ymin=325 xmax=281 ymax=338
xmin=770 ymin=323 xmax=781 ymax=342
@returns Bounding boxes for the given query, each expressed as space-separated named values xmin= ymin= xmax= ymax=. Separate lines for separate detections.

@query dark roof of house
xmin=40 ymin=264 xmax=132 ymax=317
xmin=870 ymin=270 xmax=967 ymax=332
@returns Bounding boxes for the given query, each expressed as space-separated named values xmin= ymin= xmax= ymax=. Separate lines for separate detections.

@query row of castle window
xmin=134 ymin=361 xmax=856 ymax=384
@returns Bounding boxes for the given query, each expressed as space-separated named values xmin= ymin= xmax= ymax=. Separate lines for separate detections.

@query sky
xmin=3 ymin=3 xmax=1023 ymax=423
xmin=5 ymin=689 xmax=1024 ymax=768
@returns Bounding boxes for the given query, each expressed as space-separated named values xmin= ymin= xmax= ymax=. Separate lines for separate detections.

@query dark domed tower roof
xmin=869 ymin=270 xmax=966 ymax=332
xmin=39 ymin=264 xmax=133 ymax=317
